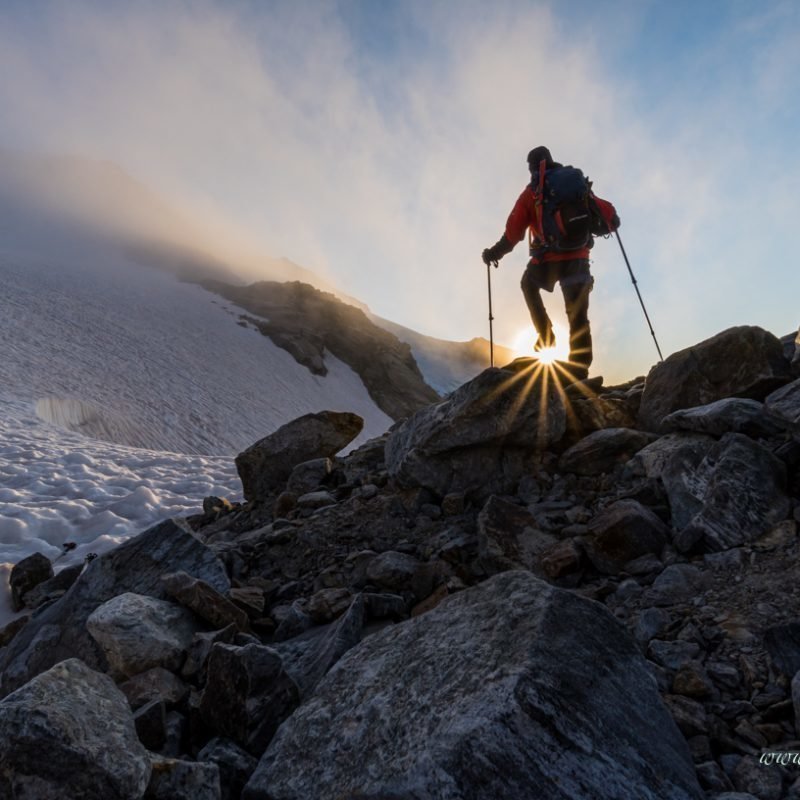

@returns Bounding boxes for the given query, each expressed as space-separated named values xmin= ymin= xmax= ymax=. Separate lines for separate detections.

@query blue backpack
xmin=532 ymin=163 xmax=593 ymax=253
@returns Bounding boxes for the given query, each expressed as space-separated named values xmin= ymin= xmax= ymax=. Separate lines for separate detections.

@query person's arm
xmin=482 ymin=188 xmax=534 ymax=264
xmin=591 ymin=194 xmax=620 ymax=233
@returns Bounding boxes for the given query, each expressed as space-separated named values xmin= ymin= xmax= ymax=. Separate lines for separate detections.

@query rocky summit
xmin=2 ymin=323 xmax=800 ymax=799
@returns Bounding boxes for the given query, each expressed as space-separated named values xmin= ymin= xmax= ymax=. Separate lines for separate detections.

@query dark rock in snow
xmin=585 ymin=499 xmax=670 ymax=574
xmin=638 ymin=326 xmax=791 ymax=432
xmin=385 ymin=364 xmax=566 ymax=497
xmin=199 ymin=643 xmax=299 ymax=755
xmin=235 ymin=410 xmax=363 ymax=503
xmin=0 ymin=658 xmax=151 ymax=799
xmin=9 ymin=551 xmax=53 ymax=611
xmin=662 ymin=433 xmax=790 ymax=552
xmin=0 ymin=519 xmax=228 ymax=698
xmin=558 ymin=428 xmax=656 ymax=476
xmin=244 ymin=571 xmax=702 ymax=800
xmin=21 ymin=563 xmax=83 ymax=610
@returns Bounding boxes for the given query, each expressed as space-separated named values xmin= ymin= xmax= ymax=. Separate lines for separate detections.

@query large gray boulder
xmin=638 ymin=326 xmax=791 ymax=432
xmin=0 ymin=519 xmax=228 ymax=697
xmin=86 ymin=593 xmax=200 ymax=679
xmin=663 ymin=432 xmax=791 ymax=552
xmin=235 ymin=411 xmax=363 ymax=502
xmin=244 ymin=571 xmax=702 ymax=800
xmin=386 ymin=364 xmax=566 ymax=497
xmin=0 ymin=658 xmax=151 ymax=799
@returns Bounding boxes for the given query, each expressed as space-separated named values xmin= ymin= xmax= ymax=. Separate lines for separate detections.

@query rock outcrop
xmin=638 ymin=326 xmax=791 ymax=432
xmin=235 ymin=410 xmax=363 ymax=502
xmin=244 ymin=571 xmax=702 ymax=800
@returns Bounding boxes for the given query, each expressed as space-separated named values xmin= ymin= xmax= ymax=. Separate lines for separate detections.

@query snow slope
xmin=0 ymin=242 xmax=393 ymax=624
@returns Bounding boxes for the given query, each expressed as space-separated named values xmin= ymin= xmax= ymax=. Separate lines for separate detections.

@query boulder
xmin=585 ymin=500 xmax=670 ymax=574
xmin=638 ymin=326 xmax=791 ymax=432
xmin=385 ymin=364 xmax=566 ymax=497
xmin=199 ymin=643 xmax=300 ymax=755
xmin=86 ymin=592 xmax=199 ymax=679
xmin=765 ymin=378 xmax=800 ymax=431
xmin=558 ymin=428 xmax=656 ymax=476
xmin=0 ymin=519 xmax=229 ymax=697
xmin=21 ymin=563 xmax=83 ymax=610
xmin=625 ymin=433 xmax=714 ymax=480
xmin=477 ymin=495 xmax=556 ymax=575
xmin=197 ymin=738 xmax=258 ymax=800
xmin=0 ymin=658 xmax=150 ymax=799
xmin=244 ymin=571 xmax=702 ymax=800
xmin=162 ymin=570 xmax=251 ymax=633
xmin=644 ymin=564 xmax=706 ymax=607
xmin=662 ymin=433 xmax=791 ymax=552
xmin=285 ymin=457 xmax=333 ymax=495
xmin=145 ymin=757 xmax=221 ymax=800
xmin=9 ymin=551 xmax=53 ymax=611
xmin=662 ymin=397 xmax=786 ymax=438
xmin=120 ymin=667 xmax=190 ymax=710
xmin=235 ymin=411 xmax=363 ymax=502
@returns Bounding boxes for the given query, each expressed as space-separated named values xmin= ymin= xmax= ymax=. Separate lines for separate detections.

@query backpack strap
xmin=532 ymin=159 xmax=547 ymax=249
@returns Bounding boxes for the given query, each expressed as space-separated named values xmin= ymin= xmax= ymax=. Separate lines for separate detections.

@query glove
xmin=482 ymin=234 xmax=513 ymax=265
xmin=610 ymin=213 xmax=621 ymax=231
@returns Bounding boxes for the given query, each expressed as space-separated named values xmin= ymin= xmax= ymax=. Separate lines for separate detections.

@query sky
xmin=0 ymin=0 xmax=798 ymax=383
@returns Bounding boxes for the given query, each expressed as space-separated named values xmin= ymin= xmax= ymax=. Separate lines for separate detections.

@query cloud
xmin=0 ymin=0 xmax=797 ymax=384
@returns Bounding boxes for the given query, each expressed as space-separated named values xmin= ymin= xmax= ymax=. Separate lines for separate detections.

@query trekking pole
xmin=487 ymin=260 xmax=498 ymax=366
xmin=615 ymin=231 xmax=664 ymax=362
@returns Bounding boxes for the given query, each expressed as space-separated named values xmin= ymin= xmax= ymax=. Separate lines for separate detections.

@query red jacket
xmin=505 ymin=184 xmax=618 ymax=264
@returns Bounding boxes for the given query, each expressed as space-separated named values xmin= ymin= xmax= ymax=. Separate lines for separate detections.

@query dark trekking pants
xmin=520 ymin=258 xmax=594 ymax=369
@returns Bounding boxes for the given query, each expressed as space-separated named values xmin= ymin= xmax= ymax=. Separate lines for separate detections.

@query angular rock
xmin=765 ymin=377 xmax=800 ymax=431
xmin=585 ymin=499 xmax=669 ymax=574
xmin=764 ymin=622 xmax=800 ymax=678
xmin=198 ymin=738 xmax=258 ymax=800
xmin=235 ymin=411 xmax=363 ymax=502
xmin=120 ymin=666 xmax=190 ymax=710
xmin=540 ymin=538 xmax=584 ymax=579
xmin=365 ymin=550 xmax=420 ymax=591
xmin=626 ymin=433 xmax=714 ymax=480
xmin=0 ymin=658 xmax=151 ymax=799
xmin=0 ymin=519 xmax=228 ymax=697
xmin=662 ymin=397 xmax=786 ymax=438
xmin=86 ymin=592 xmax=199 ymax=679
xmin=9 ymin=551 xmax=53 ymax=611
xmin=182 ymin=624 xmax=238 ymax=680
xmin=477 ymin=494 xmax=556 ymax=575
xmin=305 ymin=587 xmax=353 ymax=624
xmin=199 ymin=643 xmax=299 ymax=755
xmin=145 ymin=756 xmax=221 ymax=800
xmin=648 ymin=639 xmax=702 ymax=671
xmin=732 ymin=755 xmax=783 ymax=800
xmin=244 ymin=571 xmax=702 ymax=800
xmin=558 ymin=428 xmax=656 ymax=476
xmin=285 ymin=457 xmax=333 ymax=496
xmin=229 ymin=586 xmax=266 ymax=618
xmin=638 ymin=326 xmax=791 ymax=432
xmin=274 ymin=594 xmax=365 ymax=699
xmin=385 ymin=365 xmax=566 ymax=497
xmin=162 ymin=570 xmax=250 ymax=633
xmin=644 ymin=564 xmax=706 ymax=607
xmin=296 ymin=490 xmax=336 ymax=510
xmin=663 ymin=433 xmax=790 ymax=552
xmin=570 ymin=395 xmax=637 ymax=434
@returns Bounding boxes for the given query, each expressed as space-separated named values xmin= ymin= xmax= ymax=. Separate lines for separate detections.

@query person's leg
xmin=561 ymin=265 xmax=594 ymax=372
xmin=520 ymin=262 xmax=556 ymax=349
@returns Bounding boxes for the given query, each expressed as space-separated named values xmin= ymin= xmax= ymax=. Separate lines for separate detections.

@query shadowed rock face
xmin=244 ymin=571 xmax=703 ymax=800
xmin=638 ymin=326 xmax=791 ymax=432
xmin=235 ymin=410 xmax=364 ymax=503
xmin=199 ymin=279 xmax=441 ymax=420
